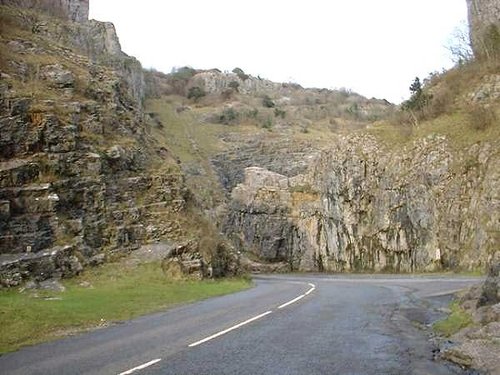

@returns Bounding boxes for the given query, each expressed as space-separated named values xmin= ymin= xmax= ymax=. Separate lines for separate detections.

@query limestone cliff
xmin=225 ymin=133 xmax=499 ymax=272
xmin=467 ymin=0 xmax=500 ymax=59
xmin=0 ymin=2 xmax=230 ymax=286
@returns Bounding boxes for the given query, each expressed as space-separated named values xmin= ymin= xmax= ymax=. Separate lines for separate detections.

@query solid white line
xmin=278 ymin=294 xmax=305 ymax=309
xmin=278 ymin=283 xmax=316 ymax=309
xmin=305 ymin=283 xmax=316 ymax=295
xmin=188 ymin=311 xmax=273 ymax=347
xmin=118 ymin=359 xmax=162 ymax=375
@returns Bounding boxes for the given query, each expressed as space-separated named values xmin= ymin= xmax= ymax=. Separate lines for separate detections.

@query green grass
xmin=0 ymin=262 xmax=252 ymax=353
xmin=433 ymin=301 xmax=473 ymax=337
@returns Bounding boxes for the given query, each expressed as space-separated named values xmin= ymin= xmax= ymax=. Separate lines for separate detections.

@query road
xmin=0 ymin=274 xmax=483 ymax=375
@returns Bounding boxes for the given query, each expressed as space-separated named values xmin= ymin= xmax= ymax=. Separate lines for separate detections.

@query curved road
xmin=0 ymin=274 xmax=483 ymax=375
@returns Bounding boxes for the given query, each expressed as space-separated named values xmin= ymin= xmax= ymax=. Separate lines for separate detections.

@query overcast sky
xmin=89 ymin=0 xmax=468 ymax=103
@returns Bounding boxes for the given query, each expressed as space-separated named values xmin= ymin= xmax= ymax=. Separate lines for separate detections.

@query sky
xmin=89 ymin=0 xmax=468 ymax=104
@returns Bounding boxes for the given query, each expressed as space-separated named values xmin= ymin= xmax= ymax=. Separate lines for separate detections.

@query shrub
xmin=262 ymin=116 xmax=273 ymax=130
xmin=274 ymin=108 xmax=286 ymax=118
xmin=171 ymin=66 xmax=196 ymax=80
xmin=228 ymin=80 xmax=240 ymax=91
xmin=262 ymin=95 xmax=275 ymax=108
xmin=446 ymin=20 xmax=473 ymax=65
xmin=402 ymin=77 xmax=432 ymax=112
xmin=247 ymin=108 xmax=259 ymax=118
xmin=232 ymin=67 xmax=249 ymax=81
xmin=187 ymin=86 xmax=206 ymax=102
xmin=218 ymin=107 xmax=239 ymax=125
xmin=401 ymin=77 xmax=433 ymax=125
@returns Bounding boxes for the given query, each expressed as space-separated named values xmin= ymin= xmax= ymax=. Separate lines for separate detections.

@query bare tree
xmin=446 ymin=20 xmax=474 ymax=65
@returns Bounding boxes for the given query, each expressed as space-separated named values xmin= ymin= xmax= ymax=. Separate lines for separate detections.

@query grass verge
xmin=433 ymin=301 xmax=473 ymax=337
xmin=0 ymin=262 xmax=252 ymax=353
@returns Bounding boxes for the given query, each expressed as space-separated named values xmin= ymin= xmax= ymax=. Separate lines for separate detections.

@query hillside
xmin=142 ymin=59 xmax=499 ymax=273
xmin=0 ymin=0 xmax=499 ymax=287
xmin=143 ymin=67 xmax=392 ymax=206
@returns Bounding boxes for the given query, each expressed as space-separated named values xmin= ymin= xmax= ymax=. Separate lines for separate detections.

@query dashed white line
xmin=188 ymin=281 xmax=317 ymax=348
xmin=188 ymin=310 xmax=273 ymax=347
xmin=118 ymin=358 xmax=162 ymax=375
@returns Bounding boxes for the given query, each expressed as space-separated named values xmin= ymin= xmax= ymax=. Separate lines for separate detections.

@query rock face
xmin=467 ymin=0 xmax=500 ymax=59
xmin=0 ymin=0 xmax=89 ymax=22
xmin=0 ymin=2 xmax=197 ymax=286
xmin=224 ymin=134 xmax=499 ymax=272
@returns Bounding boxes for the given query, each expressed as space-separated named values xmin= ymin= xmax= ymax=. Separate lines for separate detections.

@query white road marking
xmin=305 ymin=283 xmax=316 ymax=295
xmin=278 ymin=294 xmax=305 ymax=309
xmin=278 ymin=282 xmax=316 ymax=309
xmin=189 ymin=282 xmax=317 ymax=347
xmin=188 ymin=311 xmax=273 ymax=347
xmin=118 ymin=358 xmax=162 ymax=375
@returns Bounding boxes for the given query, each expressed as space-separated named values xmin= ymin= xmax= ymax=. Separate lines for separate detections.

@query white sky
xmin=89 ymin=0 xmax=468 ymax=103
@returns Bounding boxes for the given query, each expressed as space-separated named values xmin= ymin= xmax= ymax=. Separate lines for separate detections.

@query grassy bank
xmin=433 ymin=301 xmax=473 ymax=337
xmin=0 ymin=262 xmax=252 ymax=353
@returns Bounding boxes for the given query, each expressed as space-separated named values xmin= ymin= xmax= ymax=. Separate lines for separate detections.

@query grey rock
xmin=39 ymin=278 xmax=66 ymax=292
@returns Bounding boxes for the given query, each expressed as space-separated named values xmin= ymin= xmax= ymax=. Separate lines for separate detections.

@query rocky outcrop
xmin=0 ymin=0 xmax=89 ymax=23
xmin=225 ymin=134 xmax=499 ymax=272
xmin=467 ymin=0 xmax=500 ymax=59
xmin=190 ymin=71 xmax=283 ymax=96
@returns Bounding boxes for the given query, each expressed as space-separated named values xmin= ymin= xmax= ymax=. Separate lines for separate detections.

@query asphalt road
xmin=0 ymin=274 xmax=483 ymax=375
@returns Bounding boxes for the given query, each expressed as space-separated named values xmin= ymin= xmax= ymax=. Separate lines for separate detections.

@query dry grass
xmin=467 ymin=104 xmax=497 ymax=131
xmin=370 ymin=58 xmax=500 ymax=150
xmin=369 ymin=110 xmax=499 ymax=152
